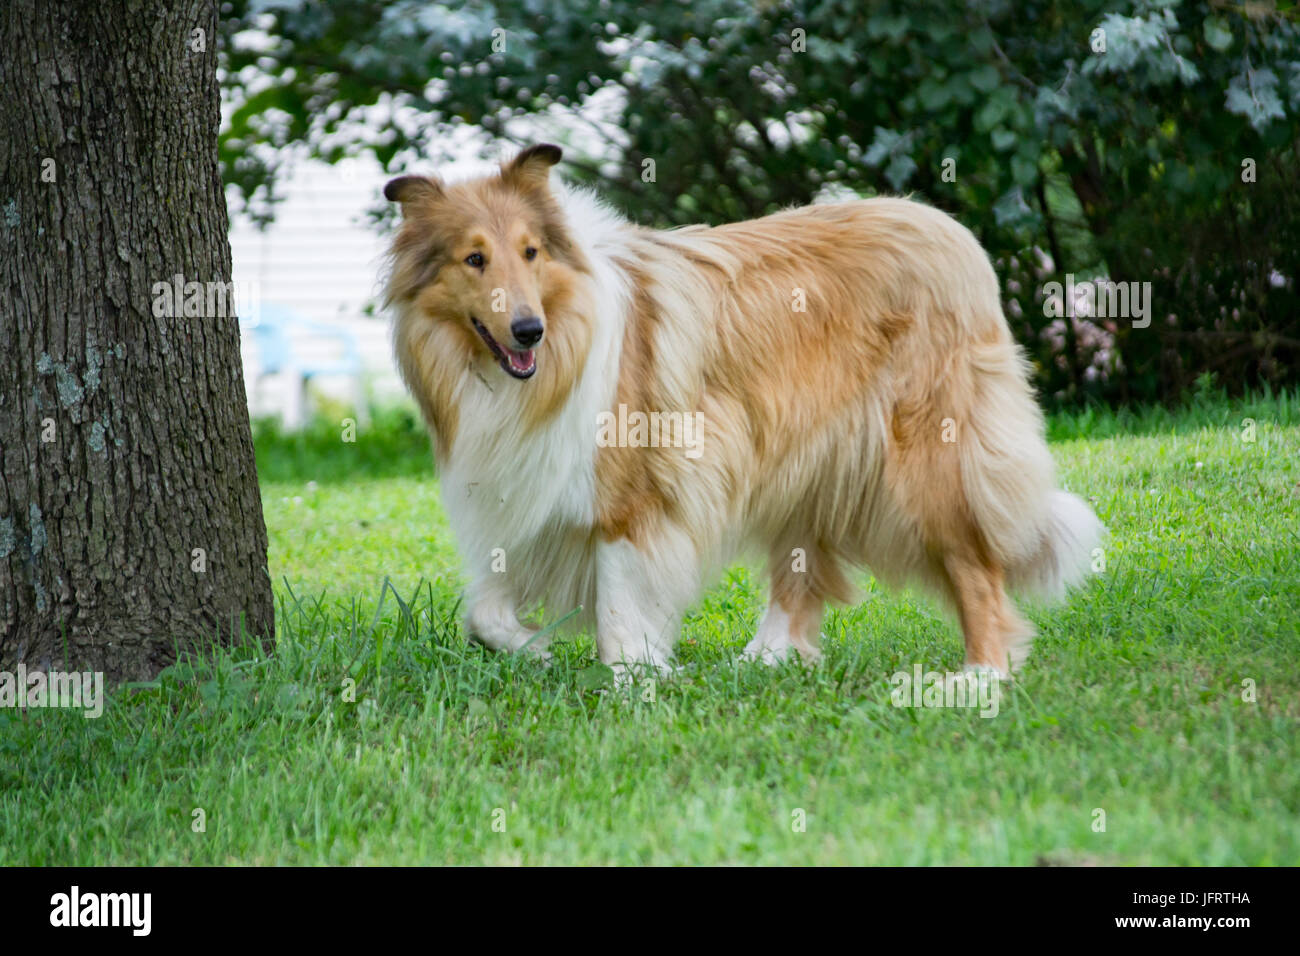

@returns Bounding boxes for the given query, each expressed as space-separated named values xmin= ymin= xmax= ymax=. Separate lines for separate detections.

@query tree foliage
xmin=219 ymin=0 xmax=1300 ymax=405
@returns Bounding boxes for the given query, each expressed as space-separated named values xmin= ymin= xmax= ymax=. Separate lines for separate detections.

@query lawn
xmin=3 ymin=390 xmax=1298 ymax=865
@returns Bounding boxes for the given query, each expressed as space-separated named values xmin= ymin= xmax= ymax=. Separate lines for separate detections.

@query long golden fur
xmin=384 ymin=144 xmax=1102 ymax=675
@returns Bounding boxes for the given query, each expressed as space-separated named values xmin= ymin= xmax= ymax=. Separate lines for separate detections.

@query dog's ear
xmin=383 ymin=174 xmax=444 ymax=206
xmin=501 ymin=143 xmax=563 ymax=192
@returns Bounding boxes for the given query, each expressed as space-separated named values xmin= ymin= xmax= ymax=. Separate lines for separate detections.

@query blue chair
xmin=241 ymin=303 xmax=366 ymax=427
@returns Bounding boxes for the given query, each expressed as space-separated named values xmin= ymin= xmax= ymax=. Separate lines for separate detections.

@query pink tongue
xmin=507 ymin=349 xmax=534 ymax=370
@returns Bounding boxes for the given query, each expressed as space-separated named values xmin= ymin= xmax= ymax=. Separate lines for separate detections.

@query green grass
xmin=3 ymin=391 xmax=1298 ymax=864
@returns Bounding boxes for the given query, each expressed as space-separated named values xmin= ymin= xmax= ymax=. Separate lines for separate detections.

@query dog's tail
xmin=957 ymin=343 xmax=1104 ymax=603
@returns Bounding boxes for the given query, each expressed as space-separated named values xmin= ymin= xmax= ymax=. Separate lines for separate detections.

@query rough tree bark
xmin=0 ymin=1 xmax=274 ymax=681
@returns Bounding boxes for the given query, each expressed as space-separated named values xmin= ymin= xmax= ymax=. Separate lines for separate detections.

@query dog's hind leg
xmin=940 ymin=549 xmax=1033 ymax=675
xmin=743 ymin=542 xmax=851 ymax=664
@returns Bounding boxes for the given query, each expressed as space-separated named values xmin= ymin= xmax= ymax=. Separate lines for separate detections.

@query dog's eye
xmin=524 ymin=246 xmax=538 ymax=261
xmin=465 ymin=252 xmax=485 ymax=268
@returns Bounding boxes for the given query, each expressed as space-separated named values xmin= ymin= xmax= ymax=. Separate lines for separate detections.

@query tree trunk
xmin=0 ymin=0 xmax=273 ymax=681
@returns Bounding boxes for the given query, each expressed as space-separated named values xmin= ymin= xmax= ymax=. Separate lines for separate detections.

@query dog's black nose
xmin=511 ymin=316 xmax=544 ymax=347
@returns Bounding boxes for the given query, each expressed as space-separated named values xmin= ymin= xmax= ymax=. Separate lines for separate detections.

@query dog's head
xmin=384 ymin=144 xmax=587 ymax=382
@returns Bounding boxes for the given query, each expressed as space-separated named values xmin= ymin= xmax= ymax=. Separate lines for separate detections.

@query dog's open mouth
xmin=471 ymin=317 xmax=536 ymax=379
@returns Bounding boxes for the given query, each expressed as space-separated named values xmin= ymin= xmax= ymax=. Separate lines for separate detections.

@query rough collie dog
xmin=384 ymin=144 xmax=1102 ymax=677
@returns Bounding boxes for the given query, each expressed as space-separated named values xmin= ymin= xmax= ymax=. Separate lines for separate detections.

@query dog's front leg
xmin=464 ymin=573 xmax=550 ymax=659
xmin=595 ymin=523 xmax=699 ymax=679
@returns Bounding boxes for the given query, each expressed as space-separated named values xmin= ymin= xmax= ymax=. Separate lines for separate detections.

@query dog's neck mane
xmin=438 ymin=186 xmax=633 ymax=561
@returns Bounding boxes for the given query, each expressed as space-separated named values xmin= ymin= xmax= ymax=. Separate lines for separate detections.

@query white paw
xmin=963 ymin=662 xmax=1011 ymax=683
xmin=608 ymin=658 xmax=674 ymax=687
xmin=507 ymin=627 xmax=552 ymax=657
xmin=740 ymin=638 xmax=792 ymax=665
xmin=515 ymin=640 xmax=553 ymax=663
xmin=466 ymin=621 xmax=552 ymax=661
